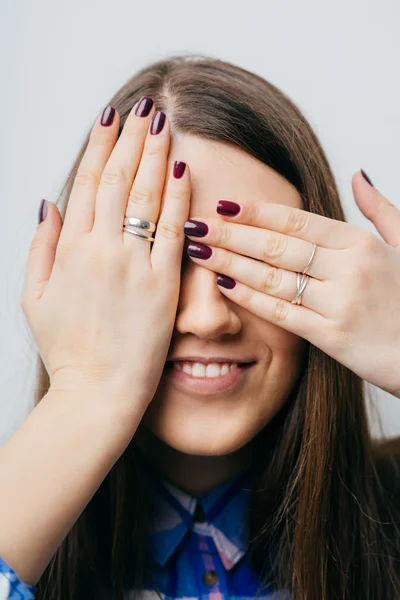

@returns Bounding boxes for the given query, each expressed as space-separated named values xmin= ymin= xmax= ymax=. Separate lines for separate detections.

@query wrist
xmin=44 ymin=382 xmax=148 ymax=440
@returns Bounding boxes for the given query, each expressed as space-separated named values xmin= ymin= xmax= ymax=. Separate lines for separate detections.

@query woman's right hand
xmin=21 ymin=98 xmax=190 ymax=411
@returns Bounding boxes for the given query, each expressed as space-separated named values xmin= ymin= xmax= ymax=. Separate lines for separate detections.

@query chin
xmin=140 ymin=398 xmax=276 ymax=456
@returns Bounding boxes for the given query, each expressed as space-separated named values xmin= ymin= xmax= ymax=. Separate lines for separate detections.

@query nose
xmin=174 ymin=262 xmax=242 ymax=338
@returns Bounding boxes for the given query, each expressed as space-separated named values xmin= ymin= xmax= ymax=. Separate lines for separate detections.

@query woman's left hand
xmin=184 ymin=170 xmax=400 ymax=398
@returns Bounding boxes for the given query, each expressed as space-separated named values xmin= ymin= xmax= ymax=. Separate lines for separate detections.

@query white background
xmin=1 ymin=0 xmax=399 ymax=444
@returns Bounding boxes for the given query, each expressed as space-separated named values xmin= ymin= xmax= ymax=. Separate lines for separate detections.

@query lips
xmin=164 ymin=360 xmax=256 ymax=369
xmin=162 ymin=360 xmax=257 ymax=395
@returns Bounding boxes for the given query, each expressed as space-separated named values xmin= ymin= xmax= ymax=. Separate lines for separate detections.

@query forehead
xmin=166 ymin=133 xmax=303 ymax=215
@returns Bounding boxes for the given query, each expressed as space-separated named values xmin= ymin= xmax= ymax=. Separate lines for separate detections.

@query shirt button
xmin=193 ymin=503 xmax=206 ymax=523
xmin=202 ymin=569 xmax=219 ymax=586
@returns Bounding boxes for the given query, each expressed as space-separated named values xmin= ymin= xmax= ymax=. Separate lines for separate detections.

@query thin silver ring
xmin=123 ymin=226 xmax=155 ymax=243
xmin=123 ymin=217 xmax=156 ymax=232
xmin=302 ymin=243 xmax=316 ymax=276
xmin=290 ymin=242 xmax=317 ymax=305
xmin=291 ymin=273 xmax=309 ymax=304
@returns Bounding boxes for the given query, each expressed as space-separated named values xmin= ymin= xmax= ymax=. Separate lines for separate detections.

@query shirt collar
xmin=141 ymin=460 xmax=254 ymax=571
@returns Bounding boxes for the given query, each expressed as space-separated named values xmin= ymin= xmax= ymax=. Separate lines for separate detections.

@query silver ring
xmin=291 ymin=273 xmax=309 ymax=304
xmin=123 ymin=217 xmax=156 ymax=233
xmin=290 ymin=242 xmax=317 ymax=305
xmin=302 ymin=242 xmax=316 ymax=275
xmin=123 ymin=226 xmax=155 ymax=243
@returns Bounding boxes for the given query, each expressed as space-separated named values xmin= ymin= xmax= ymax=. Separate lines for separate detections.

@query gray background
xmin=1 ymin=0 xmax=399 ymax=444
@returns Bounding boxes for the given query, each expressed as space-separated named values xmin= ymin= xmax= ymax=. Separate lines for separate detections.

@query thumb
xmin=352 ymin=169 xmax=400 ymax=248
xmin=22 ymin=199 xmax=64 ymax=309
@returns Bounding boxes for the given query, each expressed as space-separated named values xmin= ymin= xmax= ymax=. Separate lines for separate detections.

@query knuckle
xmin=128 ymin=185 xmax=153 ymax=206
xmin=54 ymin=241 xmax=75 ymax=268
xmin=272 ymin=298 xmax=290 ymax=323
xmin=156 ymin=219 xmax=182 ymax=240
xmin=220 ymin=249 xmax=234 ymax=272
xmin=143 ymin=141 xmax=164 ymax=157
xmin=218 ymin=222 xmax=231 ymax=246
xmin=248 ymin=202 xmax=262 ymax=223
xmin=244 ymin=287 xmax=257 ymax=311
xmin=100 ymin=170 xmax=127 ymax=187
xmin=167 ymin=188 xmax=187 ymax=203
xmin=261 ymin=231 xmax=288 ymax=260
xmin=285 ymin=207 xmax=310 ymax=234
xmin=74 ymin=169 xmax=99 ymax=188
xmin=358 ymin=232 xmax=380 ymax=255
xmin=261 ymin=266 xmax=282 ymax=293
xmin=351 ymin=263 xmax=372 ymax=292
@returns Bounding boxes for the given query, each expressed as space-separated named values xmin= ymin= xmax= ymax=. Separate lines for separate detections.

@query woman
xmin=0 ymin=54 xmax=399 ymax=600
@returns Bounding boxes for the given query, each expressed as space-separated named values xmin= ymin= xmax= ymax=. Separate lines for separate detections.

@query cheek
xmin=254 ymin=325 xmax=308 ymax=416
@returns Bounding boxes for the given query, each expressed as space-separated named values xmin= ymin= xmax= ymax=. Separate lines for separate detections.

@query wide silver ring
xmin=290 ymin=242 xmax=317 ymax=305
xmin=123 ymin=226 xmax=155 ymax=243
xmin=123 ymin=217 xmax=156 ymax=232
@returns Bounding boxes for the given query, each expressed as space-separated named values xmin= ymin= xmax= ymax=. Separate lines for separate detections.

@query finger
xmin=151 ymin=161 xmax=191 ymax=273
xmin=352 ymin=170 xmax=400 ymax=248
xmin=215 ymin=199 xmax=362 ymax=249
xmin=215 ymin=276 xmax=325 ymax=342
xmin=92 ymin=96 xmax=157 ymax=238
xmin=60 ymin=106 xmax=120 ymax=244
xmin=123 ymin=110 xmax=171 ymax=261
xmin=22 ymin=201 xmax=63 ymax=307
xmin=185 ymin=243 xmax=326 ymax=314
xmin=184 ymin=217 xmax=337 ymax=280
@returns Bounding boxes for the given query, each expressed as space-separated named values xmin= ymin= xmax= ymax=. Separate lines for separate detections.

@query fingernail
xmin=174 ymin=161 xmax=186 ymax=179
xmin=361 ymin=169 xmax=374 ymax=187
xmin=38 ymin=199 xmax=48 ymax=224
xmin=217 ymin=200 xmax=241 ymax=216
xmin=150 ymin=111 xmax=166 ymax=135
xmin=184 ymin=219 xmax=209 ymax=237
xmin=135 ymin=96 xmax=154 ymax=118
xmin=187 ymin=242 xmax=212 ymax=259
xmin=217 ymin=274 xmax=236 ymax=289
xmin=100 ymin=106 xmax=116 ymax=127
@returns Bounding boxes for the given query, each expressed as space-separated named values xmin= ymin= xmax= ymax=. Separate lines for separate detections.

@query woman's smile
xmin=162 ymin=360 xmax=257 ymax=395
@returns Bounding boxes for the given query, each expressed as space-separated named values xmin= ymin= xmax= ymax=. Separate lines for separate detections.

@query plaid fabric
xmin=125 ymin=463 xmax=291 ymax=600
xmin=0 ymin=557 xmax=36 ymax=599
xmin=0 ymin=465 xmax=291 ymax=599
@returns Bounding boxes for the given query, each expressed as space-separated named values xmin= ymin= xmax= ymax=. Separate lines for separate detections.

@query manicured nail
xmin=217 ymin=274 xmax=236 ymax=289
xmin=184 ymin=219 xmax=209 ymax=237
xmin=187 ymin=242 xmax=212 ymax=259
xmin=361 ymin=169 xmax=374 ymax=187
xmin=174 ymin=161 xmax=186 ymax=179
xmin=100 ymin=106 xmax=116 ymax=127
xmin=150 ymin=111 xmax=166 ymax=135
xmin=216 ymin=200 xmax=241 ymax=216
xmin=38 ymin=199 xmax=48 ymax=224
xmin=135 ymin=96 xmax=154 ymax=117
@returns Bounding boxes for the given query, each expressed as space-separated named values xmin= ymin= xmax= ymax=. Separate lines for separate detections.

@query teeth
xmin=174 ymin=361 xmax=239 ymax=378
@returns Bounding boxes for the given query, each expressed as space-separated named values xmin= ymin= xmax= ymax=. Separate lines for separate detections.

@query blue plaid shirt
xmin=0 ymin=466 xmax=291 ymax=599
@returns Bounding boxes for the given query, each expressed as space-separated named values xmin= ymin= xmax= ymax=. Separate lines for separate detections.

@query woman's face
xmin=141 ymin=134 xmax=308 ymax=456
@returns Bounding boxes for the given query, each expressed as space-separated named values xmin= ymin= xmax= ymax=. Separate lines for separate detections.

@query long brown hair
xmin=33 ymin=54 xmax=400 ymax=599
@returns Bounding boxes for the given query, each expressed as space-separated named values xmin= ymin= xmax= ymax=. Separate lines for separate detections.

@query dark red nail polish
xmin=216 ymin=200 xmax=241 ymax=216
xmin=361 ymin=169 xmax=374 ymax=187
xmin=135 ymin=96 xmax=154 ymax=117
xmin=217 ymin=274 xmax=236 ymax=289
xmin=38 ymin=199 xmax=48 ymax=224
xmin=187 ymin=242 xmax=212 ymax=259
xmin=100 ymin=106 xmax=116 ymax=126
xmin=184 ymin=219 xmax=208 ymax=237
xmin=150 ymin=111 xmax=166 ymax=135
xmin=174 ymin=161 xmax=186 ymax=179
